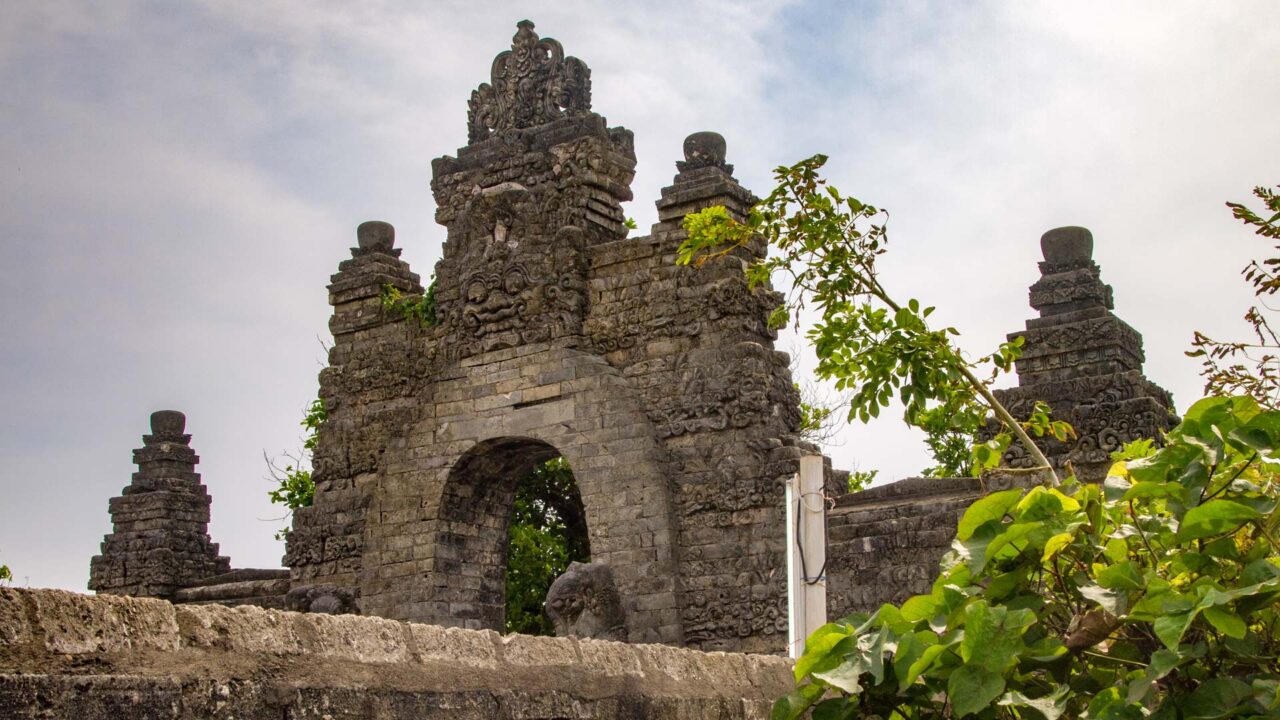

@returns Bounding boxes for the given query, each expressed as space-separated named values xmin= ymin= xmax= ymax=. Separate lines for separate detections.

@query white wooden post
xmin=786 ymin=454 xmax=828 ymax=658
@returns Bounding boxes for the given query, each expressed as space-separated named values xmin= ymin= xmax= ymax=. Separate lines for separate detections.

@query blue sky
xmin=2 ymin=1 xmax=1277 ymax=591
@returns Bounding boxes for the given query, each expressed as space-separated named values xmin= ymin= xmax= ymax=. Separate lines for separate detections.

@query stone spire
xmin=652 ymin=131 xmax=757 ymax=235
xmin=993 ymin=227 xmax=1179 ymax=480
xmin=89 ymin=410 xmax=229 ymax=597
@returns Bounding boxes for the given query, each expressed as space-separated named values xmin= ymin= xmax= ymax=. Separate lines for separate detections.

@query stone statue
xmin=544 ymin=562 xmax=627 ymax=641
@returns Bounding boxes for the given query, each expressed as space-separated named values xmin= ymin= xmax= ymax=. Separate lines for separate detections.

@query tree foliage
xmin=678 ymin=155 xmax=1068 ymax=481
xmin=780 ymin=396 xmax=1280 ymax=719
xmin=1189 ymin=186 xmax=1280 ymax=409
xmin=504 ymin=457 xmax=590 ymax=635
xmin=266 ymin=397 xmax=326 ymax=539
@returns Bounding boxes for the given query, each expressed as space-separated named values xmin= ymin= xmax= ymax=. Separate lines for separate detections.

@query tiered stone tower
xmin=993 ymin=226 xmax=1179 ymax=480
xmin=89 ymin=411 xmax=229 ymax=598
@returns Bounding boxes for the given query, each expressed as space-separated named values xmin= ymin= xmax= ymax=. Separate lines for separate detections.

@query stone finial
xmin=466 ymin=20 xmax=593 ymax=144
xmin=1040 ymin=226 xmax=1093 ymax=266
xmin=149 ymin=410 xmax=185 ymax=437
xmin=677 ymin=131 xmax=733 ymax=174
xmin=357 ymin=221 xmax=396 ymax=253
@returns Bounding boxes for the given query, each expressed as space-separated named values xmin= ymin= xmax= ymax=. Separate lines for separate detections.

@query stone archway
xmin=431 ymin=436 xmax=575 ymax=632
xmin=347 ymin=345 xmax=685 ymax=645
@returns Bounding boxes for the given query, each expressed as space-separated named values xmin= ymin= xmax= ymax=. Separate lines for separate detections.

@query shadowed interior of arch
xmin=435 ymin=437 xmax=589 ymax=634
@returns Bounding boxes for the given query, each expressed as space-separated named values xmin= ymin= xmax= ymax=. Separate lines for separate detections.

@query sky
xmin=1 ymin=1 xmax=1277 ymax=592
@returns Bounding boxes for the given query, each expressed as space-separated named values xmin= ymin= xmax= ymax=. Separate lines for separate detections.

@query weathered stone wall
xmin=0 ymin=588 xmax=791 ymax=719
xmin=825 ymin=470 xmax=1047 ymax=617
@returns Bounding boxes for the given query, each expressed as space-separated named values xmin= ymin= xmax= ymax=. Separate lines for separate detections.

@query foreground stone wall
xmin=0 ymin=588 xmax=791 ymax=719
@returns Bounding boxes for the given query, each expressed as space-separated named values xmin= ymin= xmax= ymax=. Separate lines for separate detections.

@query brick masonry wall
xmin=0 ymin=588 xmax=791 ymax=719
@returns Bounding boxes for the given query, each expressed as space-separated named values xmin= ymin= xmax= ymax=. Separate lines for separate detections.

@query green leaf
xmin=949 ymin=664 xmax=1005 ymax=717
xmin=1096 ymin=561 xmax=1144 ymax=592
xmin=1042 ymin=531 xmax=1074 ymax=561
xmin=1126 ymin=649 xmax=1181 ymax=704
xmin=795 ymin=624 xmax=853 ymax=681
xmin=1177 ymin=499 xmax=1262 ymax=541
xmin=1080 ymin=582 xmax=1128 ymax=616
xmin=957 ymin=489 xmax=1023 ymax=541
xmin=1154 ymin=610 xmax=1195 ymax=650
xmin=771 ymin=682 xmax=825 ymax=720
xmin=1182 ymin=677 xmax=1253 ymax=719
xmin=1201 ymin=605 xmax=1247 ymax=638
xmin=810 ymin=697 xmax=856 ymax=720
xmin=999 ymin=685 xmax=1069 ymax=720
xmin=961 ymin=601 xmax=1032 ymax=672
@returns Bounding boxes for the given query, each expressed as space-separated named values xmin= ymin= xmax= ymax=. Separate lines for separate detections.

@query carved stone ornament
xmin=544 ymin=562 xmax=627 ymax=641
xmin=467 ymin=20 xmax=592 ymax=144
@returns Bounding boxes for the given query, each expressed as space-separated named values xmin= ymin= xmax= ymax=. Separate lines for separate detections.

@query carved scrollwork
xmin=467 ymin=20 xmax=592 ymax=144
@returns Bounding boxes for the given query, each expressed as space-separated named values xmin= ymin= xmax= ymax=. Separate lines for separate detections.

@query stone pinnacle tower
xmin=993 ymin=226 xmax=1179 ymax=481
xmin=89 ymin=410 xmax=229 ymax=597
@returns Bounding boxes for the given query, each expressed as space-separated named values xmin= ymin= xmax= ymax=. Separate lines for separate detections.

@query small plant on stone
xmin=266 ymin=396 xmax=326 ymax=540
xmin=381 ymin=276 xmax=439 ymax=327
xmin=678 ymin=155 xmax=1070 ymax=483
xmin=0 ymin=559 xmax=10 ymax=585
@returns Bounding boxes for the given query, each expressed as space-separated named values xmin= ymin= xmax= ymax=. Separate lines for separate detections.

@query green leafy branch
xmin=780 ymin=395 xmax=1280 ymax=719
xmin=678 ymin=155 xmax=1059 ymax=483
xmin=266 ymin=397 xmax=326 ymax=540
xmin=381 ymin=277 xmax=438 ymax=327
xmin=1189 ymin=185 xmax=1280 ymax=410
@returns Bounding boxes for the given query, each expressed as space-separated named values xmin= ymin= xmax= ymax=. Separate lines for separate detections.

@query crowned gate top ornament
xmin=466 ymin=20 xmax=593 ymax=144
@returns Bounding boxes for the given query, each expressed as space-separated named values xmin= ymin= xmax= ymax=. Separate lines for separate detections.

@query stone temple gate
xmin=276 ymin=20 xmax=816 ymax=652
xmin=88 ymin=20 xmax=1179 ymax=656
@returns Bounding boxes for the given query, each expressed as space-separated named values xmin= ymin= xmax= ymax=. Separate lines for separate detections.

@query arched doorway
xmin=504 ymin=456 xmax=589 ymax=634
xmin=434 ymin=436 xmax=586 ymax=633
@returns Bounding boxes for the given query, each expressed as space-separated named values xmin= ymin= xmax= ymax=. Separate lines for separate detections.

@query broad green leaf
xmin=957 ymin=489 xmax=1023 ymax=541
xmin=811 ymin=697 xmax=857 ymax=720
xmin=1083 ymin=687 xmax=1140 ymax=720
xmin=1182 ymin=677 xmax=1253 ymax=719
xmin=1154 ymin=610 xmax=1195 ymax=650
xmin=1126 ymin=648 xmax=1181 ymax=704
xmin=1096 ymin=561 xmax=1144 ymax=591
xmin=811 ymin=655 xmax=864 ymax=694
xmin=960 ymin=601 xmax=1032 ymax=671
xmin=771 ymin=682 xmax=825 ymax=720
xmin=795 ymin=624 xmax=851 ymax=681
xmin=948 ymin=664 xmax=1005 ymax=717
xmin=1080 ymin=582 xmax=1128 ymax=616
xmin=1000 ymin=685 xmax=1069 ymax=720
xmin=1202 ymin=605 xmax=1247 ymax=638
xmin=1177 ymin=499 xmax=1262 ymax=541
xmin=1043 ymin=531 xmax=1074 ymax=561
xmin=900 ymin=593 xmax=939 ymax=622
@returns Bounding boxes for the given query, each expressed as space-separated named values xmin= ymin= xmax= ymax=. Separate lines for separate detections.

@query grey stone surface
xmin=0 ymin=588 xmax=791 ymax=719
xmin=545 ymin=561 xmax=627 ymax=641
